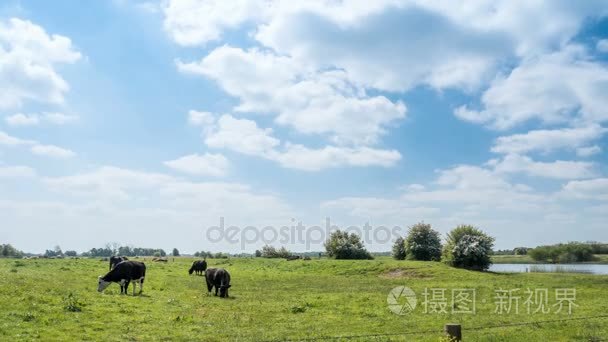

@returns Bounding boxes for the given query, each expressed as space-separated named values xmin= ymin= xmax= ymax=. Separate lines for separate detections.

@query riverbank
xmin=492 ymin=254 xmax=608 ymax=264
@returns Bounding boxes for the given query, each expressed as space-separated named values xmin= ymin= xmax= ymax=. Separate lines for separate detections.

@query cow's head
xmin=97 ymin=276 xmax=111 ymax=292
xmin=219 ymin=284 xmax=231 ymax=298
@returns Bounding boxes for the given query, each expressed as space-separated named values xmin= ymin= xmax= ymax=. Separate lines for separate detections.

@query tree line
xmin=390 ymin=223 xmax=495 ymax=271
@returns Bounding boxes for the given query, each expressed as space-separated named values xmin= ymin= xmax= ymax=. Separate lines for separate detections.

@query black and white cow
xmin=109 ymin=256 xmax=128 ymax=270
xmin=205 ymin=268 xmax=231 ymax=298
xmin=188 ymin=260 xmax=207 ymax=275
xmin=98 ymin=260 xmax=146 ymax=295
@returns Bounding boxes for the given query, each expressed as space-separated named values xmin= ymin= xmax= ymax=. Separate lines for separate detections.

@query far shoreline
xmin=492 ymin=254 xmax=608 ymax=265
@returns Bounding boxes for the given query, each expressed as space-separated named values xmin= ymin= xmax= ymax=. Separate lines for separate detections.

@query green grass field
xmin=1 ymin=257 xmax=607 ymax=341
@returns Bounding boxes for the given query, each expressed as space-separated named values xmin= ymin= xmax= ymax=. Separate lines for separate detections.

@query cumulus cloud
xmin=164 ymin=153 xmax=229 ymax=177
xmin=178 ymin=46 xmax=406 ymax=145
xmin=5 ymin=112 xmax=78 ymax=126
xmin=455 ymin=45 xmax=608 ymax=130
xmin=597 ymin=39 xmax=608 ymax=53
xmin=30 ymin=144 xmax=76 ymax=159
xmin=273 ymin=144 xmax=401 ymax=171
xmin=560 ymin=178 xmax=608 ymax=201
xmin=490 ymin=154 xmax=596 ymax=180
xmin=202 ymin=115 xmax=401 ymax=170
xmin=0 ymin=18 xmax=81 ymax=109
xmin=187 ymin=110 xmax=215 ymax=127
xmin=204 ymin=114 xmax=280 ymax=157
xmin=491 ymin=125 xmax=607 ymax=155
xmin=576 ymin=145 xmax=601 ymax=157
xmin=0 ymin=131 xmax=75 ymax=159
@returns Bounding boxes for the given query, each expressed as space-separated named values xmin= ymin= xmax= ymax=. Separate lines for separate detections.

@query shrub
xmin=404 ymin=222 xmax=442 ymax=261
xmin=324 ymin=230 xmax=373 ymax=260
xmin=513 ymin=247 xmax=529 ymax=255
xmin=442 ymin=225 xmax=494 ymax=271
xmin=261 ymin=245 xmax=292 ymax=258
xmin=529 ymin=243 xmax=594 ymax=263
xmin=63 ymin=292 xmax=84 ymax=312
xmin=391 ymin=237 xmax=406 ymax=260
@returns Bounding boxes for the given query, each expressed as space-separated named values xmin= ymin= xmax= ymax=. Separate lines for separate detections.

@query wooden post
xmin=444 ymin=323 xmax=462 ymax=341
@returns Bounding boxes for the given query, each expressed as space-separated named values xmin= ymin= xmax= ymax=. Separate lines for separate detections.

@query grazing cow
xmin=205 ymin=268 xmax=231 ymax=298
xmin=98 ymin=261 xmax=146 ymax=295
xmin=188 ymin=260 xmax=207 ymax=275
xmin=109 ymin=256 xmax=128 ymax=270
xmin=286 ymin=255 xmax=301 ymax=261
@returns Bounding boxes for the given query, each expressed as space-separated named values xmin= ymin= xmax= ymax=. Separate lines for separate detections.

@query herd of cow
xmin=97 ymin=256 xmax=232 ymax=298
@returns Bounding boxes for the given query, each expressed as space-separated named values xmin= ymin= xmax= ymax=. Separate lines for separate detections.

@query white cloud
xmin=5 ymin=112 xmax=78 ymax=126
xmin=163 ymin=0 xmax=273 ymax=46
xmin=0 ymin=18 xmax=81 ymax=109
xmin=30 ymin=144 xmax=76 ymax=159
xmin=490 ymin=154 xmax=596 ymax=180
xmin=0 ymin=131 xmax=35 ymax=146
xmin=0 ymin=131 xmax=76 ymax=159
xmin=274 ymin=144 xmax=401 ymax=171
xmin=576 ymin=145 xmax=601 ymax=157
xmin=205 ymin=114 xmax=279 ymax=157
xmin=491 ymin=125 xmax=607 ymax=155
xmin=597 ymin=39 xmax=608 ymax=53
xmin=164 ymin=153 xmax=229 ymax=177
xmin=166 ymin=1 xmax=608 ymax=92
xmin=0 ymin=165 xmax=36 ymax=178
xmin=203 ymin=115 xmax=401 ymax=170
xmin=560 ymin=178 xmax=608 ymax=201
xmin=455 ymin=45 xmax=608 ymax=130
xmin=187 ymin=110 xmax=215 ymax=127
xmin=5 ymin=113 xmax=40 ymax=126
xmin=179 ymin=46 xmax=406 ymax=145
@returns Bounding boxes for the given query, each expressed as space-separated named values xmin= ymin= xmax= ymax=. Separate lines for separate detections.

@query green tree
xmin=391 ymin=237 xmax=406 ymax=260
xmin=324 ymin=230 xmax=373 ymax=260
xmin=172 ymin=248 xmax=180 ymax=257
xmin=404 ymin=222 xmax=442 ymax=261
xmin=254 ymin=250 xmax=262 ymax=257
xmin=442 ymin=225 xmax=494 ymax=271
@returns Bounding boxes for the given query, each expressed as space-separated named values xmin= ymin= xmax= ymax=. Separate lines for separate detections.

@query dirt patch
xmin=379 ymin=268 xmax=432 ymax=279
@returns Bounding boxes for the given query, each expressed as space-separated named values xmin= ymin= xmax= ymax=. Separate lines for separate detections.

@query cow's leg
xmin=133 ymin=280 xmax=137 ymax=296
xmin=139 ymin=277 xmax=144 ymax=294
xmin=120 ymin=279 xmax=126 ymax=294
xmin=214 ymin=286 xmax=218 ymax=296
xmin=124 ymin=280 xmax=130 ymax=295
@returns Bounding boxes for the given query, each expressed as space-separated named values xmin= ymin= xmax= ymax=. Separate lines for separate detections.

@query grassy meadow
xmin=1 ymin=257 xmax=607 ymax=341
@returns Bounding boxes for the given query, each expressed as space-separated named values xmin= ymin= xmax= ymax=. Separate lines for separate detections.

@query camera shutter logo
xmin=387 ymin=286 xmax=417 ymax=315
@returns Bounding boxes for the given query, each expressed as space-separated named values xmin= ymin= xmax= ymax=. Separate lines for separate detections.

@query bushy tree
xmin=172 ymin=248 xmax=180 ymax=257
xmin=0 ymin=244 xmax=23 ymax=258
xmin=391 ymin=237 xmax=406 ymax=260
xmin=442 ymin=225 xmax=494 ymax=271
xmin=324 ymin=230 xmax=373 ymax=260
xmin=404 ymin=222 xmax=442 ymax=261
xmin=529 ymin=243 xmax=594 ymax=263
xmin=64 ymin=250 xmax=77 ymax=257
xmin=254 ymin=250 xmax=262 ymax=257
xmin=261 ymin=245 xmax=292 ymax=258
xmin=513 ymin=247 xmax=529 ymax=255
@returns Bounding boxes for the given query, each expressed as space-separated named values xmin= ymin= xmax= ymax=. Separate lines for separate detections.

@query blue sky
xmin=1 ymin=0 xmax=607 ymax=253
